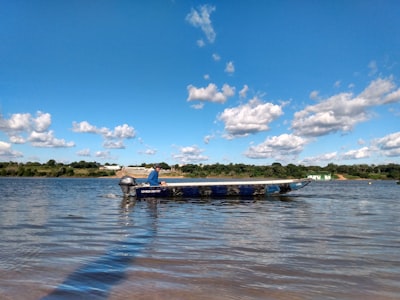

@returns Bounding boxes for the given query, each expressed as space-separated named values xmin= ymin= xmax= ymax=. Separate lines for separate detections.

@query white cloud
xmin=172 ymin=145 xmax=209 ymax=164
xmin=212 ymin=53 xmax=220 ymax=61
xmin=0 ymin=111 xmax=51 ymax=133
xmin=239 ymin=85 xmax=249 ymax=99
xmin=95 ymin=150 xmax=111 ymax=159
xmin=301 ymin=152 xmax=338 ymax=165
xmin=196 ymin=39 xmax=205 ymax=47
xmin=0 ymin=141 xmax=23 ymax=159
xmin=383 ymin=88 xmax=400 ymax=104
xmin=374 ymin=131 xmax=400 ymax=157
xmin=112 ymin=124 xmax=136 ymax=139
xmin=342 ymin=146 xmax=371 ymax=160
xmin=186 ymin=5 xmax=216 ymax=44
xmin=138 ymin=145 xmax=157 ymax=155
xmin=292 ymin=77 xmax=400 ymax=137
xmin=144 ymin=148 xmax=157 ymax=155
xmin=33 ymin=111 xmax=51 ymax=132
xmin=245 ymin=134 xmax=308 ymax=159
xmin=103 ymin=140 xmax=125 ymax=149
xmin=9 ymin=135 xmax=25 ymax=144
xmin=203 ymin=134 xmax=214 ymax=144
xmin=187 ymin=83 xmax=235 ymax=104
xmin=225 ymin=61 xmax=235 ymax=74
xmin=218 ymin=97 xmax=284 ymax=138
xmin=28 ymin=130 xmax=75 ymax=148
xmin=0 ymin=111 xmax=74 ymax=148
xmin=77 ymin=148 xmax=91 ymax=156
xmin=222 ymin=84 xmax=235 ymax=98
xmin=72 ymin=121 xmax=98 ymax=133
xmin=191 ymin=102 xmax=205 ymax=110
xmin=309 ymin=90 xmax=319 ymax=100
xmin=72 ymin=121 xmax=136 ymax=139
xmin=0 ymin=113 xmax=31 ymax=132
xmin=358 ymin=138 xmax=366 ymax=145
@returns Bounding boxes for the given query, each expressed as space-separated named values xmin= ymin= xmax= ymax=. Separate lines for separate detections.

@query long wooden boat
xmin=118 ymin=176 xmax=312 ymax=199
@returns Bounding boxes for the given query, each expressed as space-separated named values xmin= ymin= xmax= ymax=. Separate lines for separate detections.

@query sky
xmin=1 ymin=0 xmax=400 ymax=167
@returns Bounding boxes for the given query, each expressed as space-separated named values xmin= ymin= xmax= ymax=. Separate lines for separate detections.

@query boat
xmin=118 ymin=176 xmax=312 ymax=199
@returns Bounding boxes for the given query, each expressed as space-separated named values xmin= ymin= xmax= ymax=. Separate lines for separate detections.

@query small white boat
xmin=119 ymin=176 xmax=312 ymax=199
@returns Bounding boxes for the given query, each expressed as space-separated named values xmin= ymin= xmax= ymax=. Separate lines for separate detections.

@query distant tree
xmin=47 ymin=159 xmax=56 ymax=167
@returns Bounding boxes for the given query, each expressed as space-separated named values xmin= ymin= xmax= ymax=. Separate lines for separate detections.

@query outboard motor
xmin=118 ymin=176 xmax=137 ymax=196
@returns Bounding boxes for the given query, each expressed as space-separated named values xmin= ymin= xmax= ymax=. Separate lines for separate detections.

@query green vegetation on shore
xmin=0 ymin=160 xmax=399 ymax=180
xmin=0 ymin=160 xmax=116 ymax=177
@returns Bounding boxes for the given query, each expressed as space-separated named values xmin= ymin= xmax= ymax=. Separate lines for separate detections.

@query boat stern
xmin=118 ymin=176 xmax=137 ymax=196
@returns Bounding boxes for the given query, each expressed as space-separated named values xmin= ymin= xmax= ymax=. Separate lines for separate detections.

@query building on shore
xmin=307 ymin=171 xmax=332 ymax=181
xmin=100 ymin=165 xmax=121 ymax=171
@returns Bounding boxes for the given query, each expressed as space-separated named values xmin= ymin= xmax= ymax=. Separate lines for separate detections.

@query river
xmin=0 ymin=178 xmax=399 ymax=299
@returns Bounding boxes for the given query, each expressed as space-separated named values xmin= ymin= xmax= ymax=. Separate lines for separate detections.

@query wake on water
xmin=101 ymin=193 xmax=121 ymax=199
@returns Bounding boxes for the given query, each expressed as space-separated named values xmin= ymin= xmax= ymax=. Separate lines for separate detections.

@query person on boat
xmin=147 ymin=164 xmax=166 ymax=186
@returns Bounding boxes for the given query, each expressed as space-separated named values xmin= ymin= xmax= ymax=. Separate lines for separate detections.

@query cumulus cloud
xmin=103 ymin=140 xmax=125 ymax=149
xmin=239 ymin=85 xmax=249 ymax=99
xmin=0 ymin=111 xmax=74 ymax=148
xmin=218 ymin=97 xmax=284 ymax=138
xmin=77 ymin=148 xmax=91 ymax=156
xmin=245 ymin=134 xmax=308 ymax=159
xmin=0 ymin=141 xmax=23 ymax=159
xmin=187 ymin=83 xmax=235 ymax=104
xmin=71 ymin=121 xmax=99 ymax=133
xmin=203 ymin=134 xmax=215 ymax=144
xmin=9 ymin=135 xmax=25 ymax=144
xmin=292 ymin=77 xmax=400 ymax=137
xmin=110 ymin=124 xmax=135 ymax=139
xmin=72 ymin=121 xmax=135 ymax=149
xmin=144 ymin=148 xmax=157 ymax=155
xmin=342 ymin=146 xmax=371 ymax=160
xmin=225 ymin=61 xmax=235 ymax=74
xmin=33 ymin=112 xmax=51 ymax=132
xmin=95 ymin=150 xmax=112 ymax=159
xmin=137 ymin=145 xmax=157 ymax=155
xmin=196 ymin=39 xmax=205 ymax=47
xmin=28 ymin=130 xmax=75 ymax=148
xmin=186 ymin=5 xmax=216 ymax=44
xmin=374 ymin=131 xmax=400 ymax=157
xmin=172 ymin=145 xmax=209 ymax=164
xmin=212 ymin=53 xmax=220 ymax=61
xmin=309 ymin=90 xmax=319 ymax=100
xmin=301 ymin=152 xmax=338 ymax=165
xmin=0 ymin=111 xmax=51 ymax=133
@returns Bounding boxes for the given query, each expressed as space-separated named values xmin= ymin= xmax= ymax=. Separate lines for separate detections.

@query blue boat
xmin=119 ymin=176 xmax=312 ymax=199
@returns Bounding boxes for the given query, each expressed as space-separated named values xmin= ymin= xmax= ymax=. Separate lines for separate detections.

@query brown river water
xmin=0 ymin=178 xmax=399 ymax=300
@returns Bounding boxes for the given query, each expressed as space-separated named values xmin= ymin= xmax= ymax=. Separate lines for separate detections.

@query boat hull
xmin=119 ymin=178 xmax=312 ymax=199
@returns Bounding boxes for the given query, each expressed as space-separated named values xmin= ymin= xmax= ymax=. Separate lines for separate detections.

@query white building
xmin=100 ymin=165 xmax=121 ymax=171
xmin=307 ymin=172 xmax=332 ymax=181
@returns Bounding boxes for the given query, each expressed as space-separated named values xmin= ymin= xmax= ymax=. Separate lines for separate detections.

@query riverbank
xmin=336 ymin=174 xmax=347 ymax=180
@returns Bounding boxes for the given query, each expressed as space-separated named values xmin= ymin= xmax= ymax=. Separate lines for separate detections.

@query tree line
xmin=0 ymin=160 xmax=116 ymax=177
xmin=1 ymin=160 xmax=399 ymax=179
xmin=169 ymin=162 xmax=400 ymax=180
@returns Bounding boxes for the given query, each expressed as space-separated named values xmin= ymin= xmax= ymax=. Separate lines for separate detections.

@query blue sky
xmin=1 ymin=0 xmax=400 ymax=167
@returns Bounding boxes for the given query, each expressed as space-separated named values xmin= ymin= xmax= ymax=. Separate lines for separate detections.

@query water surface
xmin=0 ymin=178 xmax=399 ymax=299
